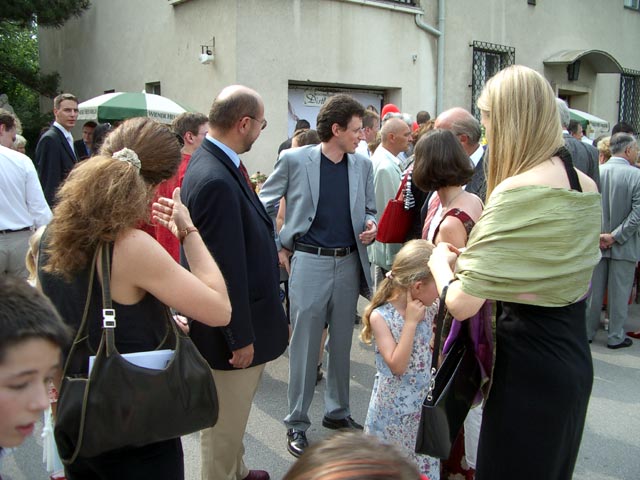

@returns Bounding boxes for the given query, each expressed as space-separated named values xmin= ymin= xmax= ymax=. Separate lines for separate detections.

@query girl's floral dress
xmin=364 ymin=301 xmax=440 ymax=479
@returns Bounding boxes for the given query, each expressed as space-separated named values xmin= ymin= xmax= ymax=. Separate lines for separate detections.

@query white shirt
xmin=469 ymin=145 xmax=484 ymax=167
xmin=206 ymin=134 xmax=240 ymax=167
xmin=0 ymin=145 xmax=52 ymax=230
xmin=53 ymin=121 xmax=74 ymax=155
xmin=355 ymin=140 xmax=370 ymax=157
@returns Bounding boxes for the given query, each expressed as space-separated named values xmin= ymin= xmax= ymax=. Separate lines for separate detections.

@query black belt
xmin=294 ymin=242 xmax=357 ymax=257
xmin=0 ymin=226 xmax=32 ymax=235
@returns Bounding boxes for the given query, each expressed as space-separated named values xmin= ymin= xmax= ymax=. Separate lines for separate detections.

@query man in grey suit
xmin=260 ymin=94 xmax=377 ymax=458
xmin=556 ymin=99 xmax=600 ymax=189
xmin=586 ymin=133 xmax=640 ymax=349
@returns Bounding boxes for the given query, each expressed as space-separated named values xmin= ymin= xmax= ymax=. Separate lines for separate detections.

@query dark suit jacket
xmin=181 ymin=139 xmax=288 ymax=370
xmin=73 ymin=139 xmax=90 ymax=160
xmin=466 ymin=149 xmax=487 ymax=202
xmin=35 ymin=126 xmax=77 ymax=205
xmin=563 ymin=133 xmax=600 ymax=189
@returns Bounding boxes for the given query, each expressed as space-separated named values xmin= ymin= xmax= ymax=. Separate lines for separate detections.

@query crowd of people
xmin=1 ymin=63 xmax=639 ymax=480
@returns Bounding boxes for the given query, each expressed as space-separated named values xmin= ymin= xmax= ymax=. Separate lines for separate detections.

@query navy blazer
xmin=73 ymin=139 xmax=91 ymax=160
xmin=181 ymin=139 xmax=288 ymax=370
xmin=36 ymin=126 xmax=77 ymax=205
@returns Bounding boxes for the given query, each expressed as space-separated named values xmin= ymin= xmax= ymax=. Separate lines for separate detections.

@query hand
xmin=405 ymin=289 xmax=425 ymax=326
xmin=599 ymin=233 xmax=615 ymax=249
xmin=359 ymin=220 xmax=377 ymax=245
xmin=152 ymin=187 xmax=194 ymax=239
xmin=278 ymin=248 xmax=292 ymax=274
xmin=173 ymin=314 xmax=189 ymax=334
xmin=430 ymin=242 xmax=460 ymax=270
xmin=229 ymin=343 xmax=254 ymax=369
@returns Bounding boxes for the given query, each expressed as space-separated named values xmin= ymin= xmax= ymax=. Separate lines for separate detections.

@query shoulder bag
xmin=415 ymin=285 xmax=482 ymax=459
xmin=54 ymin=243 xmax=218 ymax=463
xmin=375 ymin=171 xmax=414 ymax=244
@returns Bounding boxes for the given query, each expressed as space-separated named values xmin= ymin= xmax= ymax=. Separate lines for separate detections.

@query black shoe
xmin=322 ymin=415 xmax=363 ymax=430
xmin=286 ymin=429 xmax=308 ymax=458
xmin=315 ymin=363 xmax=323 ymax=385
xmin=607 ymin=338 xmax=633 ymax=349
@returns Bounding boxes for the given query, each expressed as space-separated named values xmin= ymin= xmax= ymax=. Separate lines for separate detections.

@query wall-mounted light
xmin=567 ymin=60 xmax=581 ymax=82
xmin=200 ymin=37 xmax=215 ymax=65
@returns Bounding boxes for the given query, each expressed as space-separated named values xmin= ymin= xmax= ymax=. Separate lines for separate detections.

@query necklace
xmin=440 ymin=189 xmax=464 ymax=211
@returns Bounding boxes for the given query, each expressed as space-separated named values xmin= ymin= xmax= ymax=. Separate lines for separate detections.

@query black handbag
xmin=415 ymin=285 xmax=482 ymax=459
xmin=54 ymin=244 xmax=218 ymax=463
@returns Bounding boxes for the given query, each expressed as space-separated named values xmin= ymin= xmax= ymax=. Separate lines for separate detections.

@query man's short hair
xmin=416 ymin=110 xmax=431 ymax=124
xmin=568 ymin=120 xmax=582 ymax=135
xmin=83 ymin=121 xmax=97 ymax=129
xmin=362 ymin=110 xmax=380 ymax=129
xmin=315 ymin=94 xmax=365 ymax=142
xmin=609 ymin=132 xmax=637 ymax=156
xmin=0 ymin=276 xmax=71 ymax=363
xmin=208 ymin=90 xmax=260 ymax=132
xmin=556 ymin=98 xmax=571 ymax=128
xmin=612 ymin=122 xmax=635 ymax=136
xmin=449 ymin=113 xmax=481 ymax=145
xmin=172 ymin=112 xmax=208 ymax=139
xmin=294 ymin=119 xmax=310 ymax=131
xmin=0 ymin=109 xmax=16 ymax=131
xmin=53 ymin=93 xmax=78 ymax=110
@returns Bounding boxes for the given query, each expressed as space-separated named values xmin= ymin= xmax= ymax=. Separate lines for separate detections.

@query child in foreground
xmin=0 ymin=276 xmax=70 ymax=450
xmin=361 ymin=239 xmax=440 ymax=479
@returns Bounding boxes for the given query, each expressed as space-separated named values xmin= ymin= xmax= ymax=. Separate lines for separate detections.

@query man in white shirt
xmin=35 ymin=93 xmax=79 ymax=205
xmin=368 ymin=117 xmax=411 ymax=285
xmin=0 ymin=110 xmax=52 ymax=278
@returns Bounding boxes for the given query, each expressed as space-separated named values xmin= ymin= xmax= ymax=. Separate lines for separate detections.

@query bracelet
xmin=179 ymin=226 xmax=198 ymax=244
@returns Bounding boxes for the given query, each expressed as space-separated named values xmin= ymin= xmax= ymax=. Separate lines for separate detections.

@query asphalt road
xmin=3 ymin=300 xmax=640 ymax=480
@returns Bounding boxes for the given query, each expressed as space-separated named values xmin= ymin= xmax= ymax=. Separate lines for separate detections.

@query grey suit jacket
xmin=259 ymin=144 xmax=377 ymax=287
xmin=599 ymin=156 xmax=640 ymax=262
xmin=563 ymin=133 xmax=600 ymax=189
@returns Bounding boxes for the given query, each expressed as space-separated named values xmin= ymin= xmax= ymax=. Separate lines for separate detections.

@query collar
xmin=206 ymin=134 xmax=240 ymax=168
xmin=562 ymin=129 xmax=570 ymax=135
xmin=53 ymin=121 xmax=73 ymax=139
xmin=609 ymin=156 xmax=631 ymax=166
xmin=470 ymin=145 xmax=484 ymax=167
xmin=375 ymin=145 xmax=403 ymax=167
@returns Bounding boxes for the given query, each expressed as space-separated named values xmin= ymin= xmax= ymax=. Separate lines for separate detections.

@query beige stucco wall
xmin=38 ymin=0 xmax=438 ymax=173
xmin=442 ymin=0 xmax=640 ymax=127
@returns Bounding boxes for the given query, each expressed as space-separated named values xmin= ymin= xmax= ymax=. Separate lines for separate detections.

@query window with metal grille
xmin=619 ymin=70 xmax=640 ymax=133
xmin=470 ymin=41 xmax=515 ymax=119
xmin=624 ymin=0 xmax=640 ymax=11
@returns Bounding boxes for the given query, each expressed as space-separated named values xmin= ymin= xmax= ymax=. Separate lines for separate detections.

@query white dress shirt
xmin=53 ymin=121 xmax=75 ymax=156
xmin=0 ymin=145 xmax=52 ymax=230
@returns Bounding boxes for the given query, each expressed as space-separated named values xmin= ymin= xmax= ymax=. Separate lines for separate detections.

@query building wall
xmin=39 ymin=0 xmax=438 ymax=173
xmin=442 ymin=0 xmax=640 ymax=126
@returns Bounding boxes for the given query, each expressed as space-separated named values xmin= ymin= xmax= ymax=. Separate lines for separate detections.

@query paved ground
xmin=3 ymin=300 xmax=640 ymax=479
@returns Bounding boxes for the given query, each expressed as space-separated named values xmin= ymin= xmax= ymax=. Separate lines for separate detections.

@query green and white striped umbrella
xmin=78 ymin=92 xmax=193 ymax=124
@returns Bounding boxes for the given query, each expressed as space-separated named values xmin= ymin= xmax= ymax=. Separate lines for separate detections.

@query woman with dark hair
xmin=428 ymin=66 xmax=600 ymax=479
xmin=38 ymin=117 xmax=231 ymax=479
xmin=89 ymin=122 xmax=113 ymax=156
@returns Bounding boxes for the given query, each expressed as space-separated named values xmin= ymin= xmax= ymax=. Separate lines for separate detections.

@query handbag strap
xmin=429 ymin=284 xmax=449 ymax=375
xmin=395 ymin=172 xmax=409 ymax=202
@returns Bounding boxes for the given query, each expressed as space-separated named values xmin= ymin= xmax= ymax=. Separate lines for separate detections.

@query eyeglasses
xmin=247 ymin=116 xmax=268 ymax=130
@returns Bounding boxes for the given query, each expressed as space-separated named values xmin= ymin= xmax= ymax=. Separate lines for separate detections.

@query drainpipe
xmin=415 ymin=0 xmax=445 ymax=115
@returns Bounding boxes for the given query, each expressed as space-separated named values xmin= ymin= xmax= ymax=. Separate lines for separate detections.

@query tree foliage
xmin=2 ymin=0 xmax=91 ymax=28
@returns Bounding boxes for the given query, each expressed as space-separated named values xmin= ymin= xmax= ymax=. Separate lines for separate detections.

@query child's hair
xmin=283 ymin=431 xmax=420 ymax=480
xmin=361 ymin=240 xmax=435 ymax=344
xmin=0 ymin=276 xmax=71 ymax=363
xmin=25 ymin=226 xmax=46 ymax=285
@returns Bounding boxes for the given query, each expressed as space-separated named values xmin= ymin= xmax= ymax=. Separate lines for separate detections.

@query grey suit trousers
xmin=284 ymin=250 xmax=360 ymax=431
xmin=586 ymin=257 xmax=636 ymax=345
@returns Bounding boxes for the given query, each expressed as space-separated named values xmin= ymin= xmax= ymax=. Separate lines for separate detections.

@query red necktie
xmin=238 ymin=161 xmax=254 ymax=190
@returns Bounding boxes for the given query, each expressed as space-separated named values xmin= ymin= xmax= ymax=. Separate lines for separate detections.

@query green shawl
xmin=457 ymin=186 xmax=602 ymax=306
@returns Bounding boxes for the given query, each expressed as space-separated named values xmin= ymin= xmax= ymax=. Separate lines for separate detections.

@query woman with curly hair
xmin=38 ymin=117 xmax=231 ymax=480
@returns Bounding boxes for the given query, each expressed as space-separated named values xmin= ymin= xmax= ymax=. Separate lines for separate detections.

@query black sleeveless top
xmin=38 ymin=240 xmax=169 ymax=375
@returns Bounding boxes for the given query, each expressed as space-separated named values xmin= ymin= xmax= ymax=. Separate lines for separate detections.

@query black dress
xmin=475 ymin=152 xmax=594 ymax=480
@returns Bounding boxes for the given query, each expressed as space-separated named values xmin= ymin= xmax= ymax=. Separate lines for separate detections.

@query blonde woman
xmin=428 ymin=66 xmax=601 ymax=479
xmin=38 ymin=117 xmax=231 ymax=479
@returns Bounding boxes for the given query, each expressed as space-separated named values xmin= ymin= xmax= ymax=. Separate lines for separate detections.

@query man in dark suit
xmin=181 ymin=85 xmax=288 ymax=480
xmin=435 ymin=107 xmax=486 ymax=201
xmin=556 ymin=99 xmax=600 ymax=188
xmin=73 ymin=120 xmax=97 ymax=160
xmin=35 ymin=93 xmax=79 ymax=205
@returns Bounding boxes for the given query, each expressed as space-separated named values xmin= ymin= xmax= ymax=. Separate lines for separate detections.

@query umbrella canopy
xmin=569 ymin=108 xmax=610 ymax=135
xmin=78 ymin=92 xmax=194 ymax=124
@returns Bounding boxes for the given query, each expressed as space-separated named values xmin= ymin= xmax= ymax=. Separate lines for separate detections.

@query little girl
xmin=362 ymin=239 xmax=440 ymax=479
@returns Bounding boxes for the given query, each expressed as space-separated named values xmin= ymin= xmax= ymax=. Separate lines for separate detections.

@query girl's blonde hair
xmin=477 ymin=65 xmax=564 ymax=199
xmin=25 ymin=226 xmax=46 ymax=286
xmin=360 ymin=240 xmax=435 ymax=344
xmin=43 ymin=117 xmax=181 ymax=278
